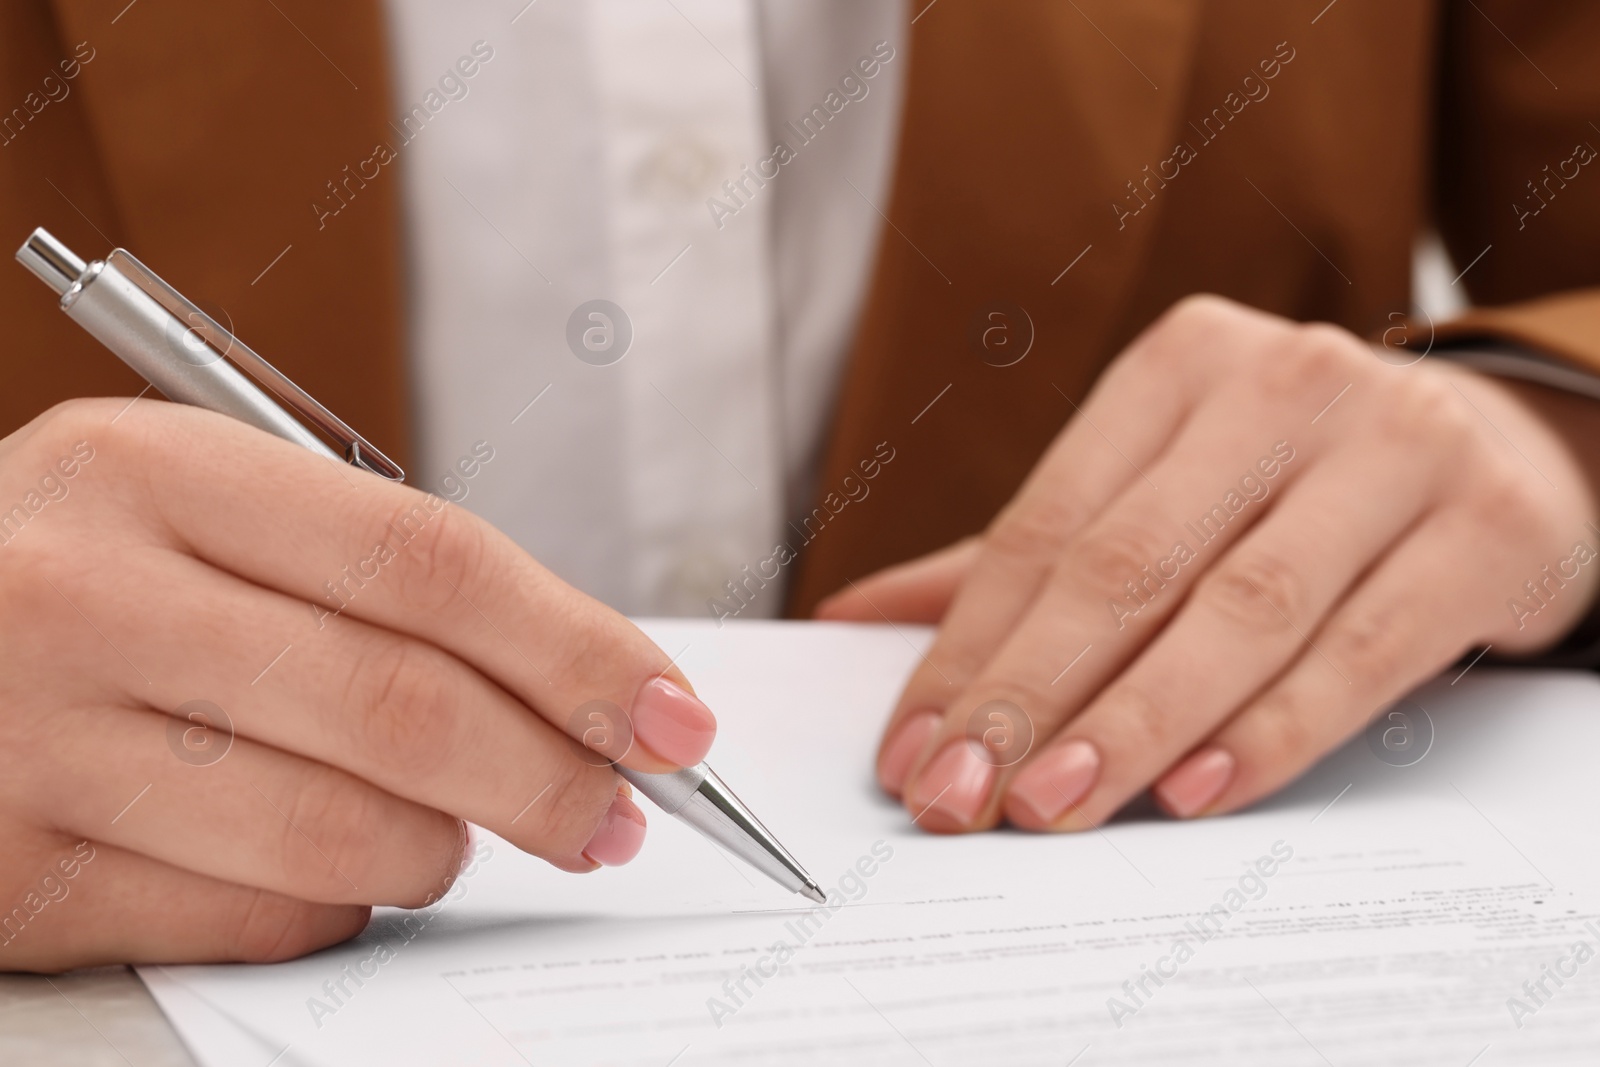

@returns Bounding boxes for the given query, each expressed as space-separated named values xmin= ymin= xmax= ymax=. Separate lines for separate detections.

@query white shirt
xmin=384 ymin=0 xmax=906 ymax=616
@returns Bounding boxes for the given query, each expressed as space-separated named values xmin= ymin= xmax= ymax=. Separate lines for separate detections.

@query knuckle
xmin=0 ymin=405 xmax=124 ymax=586
xmin=1058 ymin=522 xmax=1171 ymax=602
xmin=23 ymin=398 xmax=110 ymax=449
xmin=908 ymin=646 xmax=980 ymax=695
xmin=1373 ymin=373 xmax=1467 ymax=448
xmin=1196 ymin=552 xmax=1308 ymax=634
xmin=346 ymin=638 xmax=462 ymax=779
xmin=967 ymin=680 xmax=1050 ymax=739
xmin=984 ymin=503 xmax=1076 ymax=568
xmin=1467 ymin=464 xmax=1545 ymax=537
xmin=1324 ymin=602 xmax=1410 ymax=685
xmin=4 ymin=402 xmax=107 ymax=487
xmin=910 ymin=604 xmax=1000 ymax=686
xmin=1297 ymin=322 xmax=1361 ymax=360
xmin=0 ymin=533 xmax=58 ymax=604
xmin=399 ymin=817 xmax=468 ymax=909
xmin=1162 ymin=293 xmax=1243 ymax=335
xmin=515 ymin=754 xmax=615 ymax=858
xmin=1262 ymin=325 xmax=1357 ymax=400
xmin=1100 ymin=682 xmax=1168 ymax=751
xmin=1138 ymin=294 xmax=1245 ymax=370
xmin=387 ymin=498 xmax=488 ymax=615
xmin=229 ymin=888 xmax=318 ymax=962
xmin=277 ymin=766 xmax=374 ymax=895
xmin=1241 ymin=689 xmax=1318 ymax=767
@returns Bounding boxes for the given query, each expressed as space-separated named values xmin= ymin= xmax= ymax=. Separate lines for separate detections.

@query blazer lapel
xmin=787 ymin=1 xmax=1203 ymax=613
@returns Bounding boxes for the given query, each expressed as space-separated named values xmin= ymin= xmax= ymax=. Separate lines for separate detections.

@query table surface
xmin=0 ymin=967 xmax=193 ymax=1066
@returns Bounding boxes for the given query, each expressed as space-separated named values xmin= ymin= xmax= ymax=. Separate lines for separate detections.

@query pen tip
xmin=801 ymin=883 xmax=827 ymax=905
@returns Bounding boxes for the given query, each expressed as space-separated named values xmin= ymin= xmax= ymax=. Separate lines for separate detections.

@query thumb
xmin=813 ymin=537 xmax=981 ymax=624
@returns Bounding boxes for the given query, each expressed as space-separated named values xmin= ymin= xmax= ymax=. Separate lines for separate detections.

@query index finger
xmin=105 ymin=400 xmax=714 ymax=774
xmin=877 ymin=298 xmax=1283 ymax=794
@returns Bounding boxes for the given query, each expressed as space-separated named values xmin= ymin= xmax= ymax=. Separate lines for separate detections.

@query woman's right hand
xmin=0 ymin=398 xmax=715 ymax=973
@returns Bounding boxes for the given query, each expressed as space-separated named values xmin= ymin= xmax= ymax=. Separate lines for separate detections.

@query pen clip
xmin=106 ymin=248 xmax=406 ymax=482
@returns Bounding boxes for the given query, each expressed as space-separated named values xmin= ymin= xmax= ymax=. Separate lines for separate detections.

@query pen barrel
xmin=619 ymin=763 xmax=820 ymax=900
xmin=616 ymin=763 xmax=707 ymax=815
xmin=65 ymin=262 xmax=340 ymax=461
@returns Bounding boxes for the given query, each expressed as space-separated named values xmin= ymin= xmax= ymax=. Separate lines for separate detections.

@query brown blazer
xmin=4 ymin=2 xmax=1599 ymax=614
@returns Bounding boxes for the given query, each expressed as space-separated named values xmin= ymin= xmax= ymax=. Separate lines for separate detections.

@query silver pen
xmin=16 ymin=226 xmax=826 ymax=906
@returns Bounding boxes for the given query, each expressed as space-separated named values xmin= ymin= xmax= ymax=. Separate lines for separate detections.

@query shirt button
xmin=632 ymin=135 xmax=724 ymax=203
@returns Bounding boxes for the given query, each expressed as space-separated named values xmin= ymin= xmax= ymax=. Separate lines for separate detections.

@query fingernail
xmin=581 ymin=790 xmax=647 ymax=867
xmin=1006 ymin=739 xmax=1100 ymax=826
xmin=631 ymin=677 xmax=717 ymax=766
xmin=878 ymin=710 xmax=941 ymax=795
xmin=907 ymin=740 xmax=995 ymax=827
xmin=1156 ymin=747 xmax=1236 ymax=817
xmin=456 ymin=821 xmax=475 ymax=873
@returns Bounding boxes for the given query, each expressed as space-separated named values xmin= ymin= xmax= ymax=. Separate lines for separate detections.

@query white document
xmin=141 ymin=621 xmax=1600 ymax=1066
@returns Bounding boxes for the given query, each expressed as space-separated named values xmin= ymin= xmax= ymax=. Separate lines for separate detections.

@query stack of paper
xmin=142 ymin=621 xmax=1600 ymax=1065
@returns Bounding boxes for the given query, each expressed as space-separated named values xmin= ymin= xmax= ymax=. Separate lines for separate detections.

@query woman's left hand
xmin=817 ymin=295 xmax=1600 ymax=832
